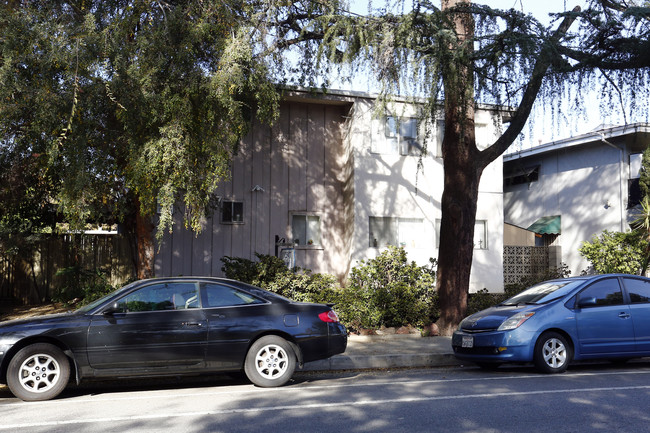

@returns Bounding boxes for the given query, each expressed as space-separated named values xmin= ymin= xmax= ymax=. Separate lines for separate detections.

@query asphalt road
xmin=2 ymin=362 xmax=650 ymax=433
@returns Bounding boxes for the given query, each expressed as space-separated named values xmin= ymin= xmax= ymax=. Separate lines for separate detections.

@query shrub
xmin=222 ymin=248 xmax=438 ymax=332
xmin=52 ymin=267 xmax=117 ymax=306
xmin=466 ymin=264 xmax=572 ymax=316
xmin=221 ymin=254 xmax=342 ymax=305
xmin=340 ymin=246 xmax=437 ymax=330
xmin=579 ymin=230 xmax=644 ymax=275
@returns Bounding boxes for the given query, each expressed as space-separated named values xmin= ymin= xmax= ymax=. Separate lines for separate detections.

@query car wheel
xmin=244 ymin=336 xmax=296 ymax=387
xmin=6 ymin=343 xmax=70 ymax=401
xmin=533 ymin=332 xmax=572 ymax=374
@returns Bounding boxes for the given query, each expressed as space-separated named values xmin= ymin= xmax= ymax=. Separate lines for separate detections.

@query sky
xmin=334 ymin=0 xmax=645 ymax=150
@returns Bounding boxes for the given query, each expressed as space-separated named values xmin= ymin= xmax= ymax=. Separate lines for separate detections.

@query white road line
xmin=2 ymin=384 xmax=650 ymax=430
xmin=3 ymin=368 xmax=650 ymax=406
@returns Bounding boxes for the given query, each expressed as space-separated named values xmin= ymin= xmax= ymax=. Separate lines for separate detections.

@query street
xmin=2 ymin=362 xmax=650 ymax=433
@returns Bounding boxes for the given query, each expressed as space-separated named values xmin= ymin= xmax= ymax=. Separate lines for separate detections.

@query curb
xmin=302 ymin=353 xmax=460 ymax=371
xmin=302 ymin=335 xmax=461 ymax=371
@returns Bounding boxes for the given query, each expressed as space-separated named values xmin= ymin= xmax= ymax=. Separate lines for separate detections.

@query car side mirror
xmin=102 ymin=303 xmax=122 ymax=315
xmin=577 ymin=297 xmax=597 ymax=308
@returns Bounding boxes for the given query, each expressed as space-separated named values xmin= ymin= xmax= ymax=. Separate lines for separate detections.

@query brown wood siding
xmin=154 ymin=99 xmax=353 ymax=281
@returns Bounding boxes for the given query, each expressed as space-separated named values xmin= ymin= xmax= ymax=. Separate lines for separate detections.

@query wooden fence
xmin=0 ymin=234 xmax=135 ymax=305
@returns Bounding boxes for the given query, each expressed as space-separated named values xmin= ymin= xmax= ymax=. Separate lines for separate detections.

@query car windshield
xmin=500 ymin=279 xmax=586 ymax=305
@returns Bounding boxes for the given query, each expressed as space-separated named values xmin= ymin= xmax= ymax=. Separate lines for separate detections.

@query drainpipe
xmin=600 ymin=133 xmax=626 ymax=232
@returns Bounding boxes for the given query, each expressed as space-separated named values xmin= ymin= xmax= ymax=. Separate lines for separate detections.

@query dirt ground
xmin=0 ymin=303 xmax=70 ymax=321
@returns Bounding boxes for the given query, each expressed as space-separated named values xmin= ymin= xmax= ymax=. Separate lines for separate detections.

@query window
xmin=116 ymin=282 xmax=200 ymax=312
xmin=291 ymin=214 xmax=321 ymax=246
xmin=474 ymin=220 xmax=488 ymax=250
xmin=577 ymin=279 xmax=624 ymax=307
xmin=436 ymin=219 xmax=488 ymax=250
xmin=623 ymin=278 xmax=650 ymax=304
xmin=505 ymin=166 xmax=540 ymax=187
xmin=369 ymin=217 xmax=424 ymax=248
xmin=202 ymin=283 xmax=265 ymax=308
xmin=222 ymin=201 xmax=244 ymax=224
xmin=629 ymin=154 xmax=643 ymax=208
xmin=372 ymin=116 xmax=421 ymax=155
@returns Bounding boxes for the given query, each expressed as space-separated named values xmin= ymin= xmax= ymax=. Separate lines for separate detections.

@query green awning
xmin=527 ymin=215 xmax=561 ymax=235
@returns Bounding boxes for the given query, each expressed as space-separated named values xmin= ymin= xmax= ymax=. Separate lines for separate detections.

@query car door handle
xmin=182 ymin=322 xmax=203 ymax=327
xmin=618 ymin=312 xmax=631 ymax=319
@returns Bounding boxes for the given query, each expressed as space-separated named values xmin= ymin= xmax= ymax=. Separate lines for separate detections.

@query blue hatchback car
xmin=452 ymin=274 xmax=650 ymax=373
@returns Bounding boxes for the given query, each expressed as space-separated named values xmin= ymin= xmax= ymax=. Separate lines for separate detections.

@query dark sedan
xmin=0 ymin=277 xmax=347 ymax=401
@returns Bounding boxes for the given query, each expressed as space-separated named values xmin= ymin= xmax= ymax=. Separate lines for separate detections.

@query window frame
xmin=369 ymin=216 xmax=426 ymax=249
xmin=372 ymin=116 xmax=422 ymax=156
xmin=291 ymin=213 xmax=322 ymax=247
xmin=221 ymin=200 xmax=244 ymax=224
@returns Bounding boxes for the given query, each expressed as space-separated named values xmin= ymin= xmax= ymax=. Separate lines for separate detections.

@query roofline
xmin=504 ymin=123 xmax=650 ymax=162
xmin=280 ymin=86 xmax=516 ymax=114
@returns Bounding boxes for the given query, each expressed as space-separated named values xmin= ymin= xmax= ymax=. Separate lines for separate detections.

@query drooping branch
xmin=481 ymin=6 xmax=582 ymax=164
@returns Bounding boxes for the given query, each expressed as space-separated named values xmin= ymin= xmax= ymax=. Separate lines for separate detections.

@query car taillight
xmin=318 ymin=310 xmax=340 ymax=323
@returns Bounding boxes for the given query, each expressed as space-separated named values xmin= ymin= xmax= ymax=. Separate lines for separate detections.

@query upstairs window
xmin=504 ymin=166 xmax=540 ymax=187
xmin=372 ymin=116 xmax=421 ymax=155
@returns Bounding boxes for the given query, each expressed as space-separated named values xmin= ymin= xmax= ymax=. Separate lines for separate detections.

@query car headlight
xmin=498 ymin=312 xmax=535 ymax=331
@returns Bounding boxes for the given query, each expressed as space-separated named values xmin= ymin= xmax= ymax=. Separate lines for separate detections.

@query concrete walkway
xmin=303 ymin=334 xmax=460 ymax=371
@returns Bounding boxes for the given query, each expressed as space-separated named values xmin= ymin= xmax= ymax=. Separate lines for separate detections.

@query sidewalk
xmin=302 ymin=334 xmax=460 ymax=371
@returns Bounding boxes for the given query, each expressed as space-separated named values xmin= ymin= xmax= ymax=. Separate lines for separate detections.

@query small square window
xmin=222 ymin=201 xmax=244 ymax=224
xmin=291 ymin=214 xmax=321 ymax=246
xmin=373 ymin=116 xmax=421 ymax=155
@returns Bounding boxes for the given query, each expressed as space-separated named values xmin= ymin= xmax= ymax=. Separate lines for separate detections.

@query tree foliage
xmin=0 ymin=1 xmax=280 ymax=276
xmin=579 ymin=230 xmax=644 ymax=274
xmin=254 ymin=0 xmax=650 ymax=334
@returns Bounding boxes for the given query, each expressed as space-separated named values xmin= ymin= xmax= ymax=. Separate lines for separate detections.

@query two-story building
xmin=154 ymin=89 xmax=508 ymax=292
xmin=504 ymin=123 xmax=650 ymax=276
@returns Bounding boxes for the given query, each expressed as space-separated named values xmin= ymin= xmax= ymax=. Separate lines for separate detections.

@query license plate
xmin=462 ymin=336 xmax=474 ymax=348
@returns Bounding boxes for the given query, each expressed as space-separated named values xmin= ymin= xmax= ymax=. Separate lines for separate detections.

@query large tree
xmin=259 ymin=0 xmax=650 ymax=334
xmin=0 ymin=1 xmax=279 ymax=278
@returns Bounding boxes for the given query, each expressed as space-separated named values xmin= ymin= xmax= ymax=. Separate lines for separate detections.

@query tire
xmin=533 ymin=332 xmax=572 ymax=374
xmin=6 ymin=343 xmax=70 ymax=401
xmin=244 ymin=336 xmax=296 ymax=387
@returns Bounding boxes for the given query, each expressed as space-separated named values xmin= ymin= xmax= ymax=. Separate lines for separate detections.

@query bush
xmin=52 ymin=267 xmax=117 ymax=306
xmin=340 ymin=247 xmax=437 ymax=330
xmin=221 ymin=254 xmax=342 ymax=305
xmin=466 ymin=264 xmax=572 ymax=316
xmin=222 ymin=248 xmax=438 ymax=332
xmin=579 ymin=230 xmax=644 ymax=275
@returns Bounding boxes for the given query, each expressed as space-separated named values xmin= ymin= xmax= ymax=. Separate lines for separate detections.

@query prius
xmin=452 ymin=274 xmax=650 ymax=373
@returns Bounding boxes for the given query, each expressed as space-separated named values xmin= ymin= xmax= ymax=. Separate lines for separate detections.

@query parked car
xmin=452 ymin=274 xmax=650 ymax=373
xmin=0 ymin=277 xmax=347 ymax=401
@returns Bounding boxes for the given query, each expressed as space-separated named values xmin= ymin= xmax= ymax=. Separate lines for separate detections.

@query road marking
xmin=3 ymin=368 xmax=650 ymax=406
xmin=2 ymin=384 xmax=650 ymax=430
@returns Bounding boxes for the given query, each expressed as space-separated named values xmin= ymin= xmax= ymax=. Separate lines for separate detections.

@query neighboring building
xmin=503 ymin=123 xmax=650 ymax=276
xmin=154 ymin=89 xmax=508 ymax=292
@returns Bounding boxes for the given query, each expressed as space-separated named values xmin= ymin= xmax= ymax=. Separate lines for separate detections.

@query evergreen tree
xmin=258 ymin=0 xmax=650 ymax=334
xmin=0 ymin=1 xmax=279 ymax=278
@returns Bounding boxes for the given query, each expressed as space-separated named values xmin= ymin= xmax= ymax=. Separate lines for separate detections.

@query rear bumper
xmin=328 ymin=323 xmax=348 ymax=356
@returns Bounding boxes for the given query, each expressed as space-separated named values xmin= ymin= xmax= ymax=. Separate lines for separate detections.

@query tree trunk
xmin=434 ymin=2 xmax=580 ymax=335
xmin=435 ymin=0 xmax=481 ymax=336
xmin=124 ymin=197 xmax=155 ymax=281
xmin=135 ymin=211 xmax=155 ymax=280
